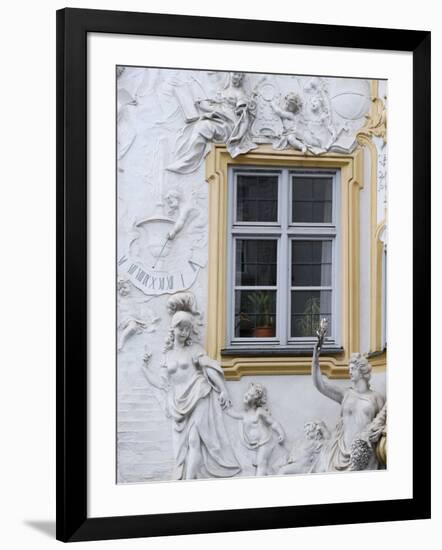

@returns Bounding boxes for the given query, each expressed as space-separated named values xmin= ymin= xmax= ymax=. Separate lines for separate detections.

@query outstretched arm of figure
xmin=168 ymin=206 xmax=197 ymax=240
xmin=141 ymin=353 xmax=169 ymax=391
xmin=199 ymin=354 xmax=232 ymax=408
xmin=311 ymin=341 xmax=344 ymax=404
xmin=259 ymin=409 xmax=285 ymax=443
xmin=224 ymin=408 xmax=244 ymax=420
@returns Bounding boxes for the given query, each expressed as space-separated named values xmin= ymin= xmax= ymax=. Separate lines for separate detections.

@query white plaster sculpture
xmin=250 ymin=80 xmax=284 ymax=141
xmin=121 ymin=175 xmax=205 ymax=295
xmin=118 ymin=311 xmax=160 ymax=352
xmin=142 ymin=292 xmax=241 ymax=479
xmin=302 ymin=77 xmax=337 ymax=152
xmin=309 ymin=319 xmax=386 ymax=472
xmin=279 ymin=420 xmax=331 ymax=475
xmin=118 ymin=318 xmax=146 ymax=352
xmin=226 ymin=383 xmax=285 ymax=476
xmin=163 ymin=187 xmax=199 ymax=241
xmin=271 ymin=92 xmax=308 ymax=153
xmin=117 ymin=276 xmax=131 ymax=297
xmin=167 ymin=72 xmax=258 ymax=174
xmin=117 ymin=68 xmax=138 ymax=164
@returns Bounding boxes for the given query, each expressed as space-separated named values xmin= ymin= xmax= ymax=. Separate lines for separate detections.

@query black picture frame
xmin=56 ymin=7 xmax=431 ymax=542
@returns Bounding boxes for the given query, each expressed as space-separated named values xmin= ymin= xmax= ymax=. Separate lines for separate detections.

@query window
xmin=227 ymin=167 xmax=339 ymax=350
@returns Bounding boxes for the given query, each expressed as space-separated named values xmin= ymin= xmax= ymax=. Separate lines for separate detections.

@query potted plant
xmin=247 ymin=292 xmax=275 ymax=338
xmin=295 ymin=296 xmax=321 ymax=337
xmin=235 ymin=312 xmax=255 ymax=338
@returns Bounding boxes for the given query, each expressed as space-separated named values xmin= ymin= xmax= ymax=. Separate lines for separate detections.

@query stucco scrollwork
xmin=357 ymin=94 xmax=387 ymax=144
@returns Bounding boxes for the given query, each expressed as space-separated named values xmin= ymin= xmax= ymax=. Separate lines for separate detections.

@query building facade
xmin=116 ymin=67 xmax=387 ymax=483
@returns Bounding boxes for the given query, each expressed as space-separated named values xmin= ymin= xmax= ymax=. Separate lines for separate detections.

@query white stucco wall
xmin=116 ymin=66 xmax=387 ymax=482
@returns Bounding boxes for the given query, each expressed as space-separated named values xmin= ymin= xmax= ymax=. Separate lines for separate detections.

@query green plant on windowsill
xmin=235 ymin=312 xmax=254 ymax=338
xmin=248 ymin=292 xmax=275 ymax=338
xmin=295 ymin=296 xmax=321 ymax=337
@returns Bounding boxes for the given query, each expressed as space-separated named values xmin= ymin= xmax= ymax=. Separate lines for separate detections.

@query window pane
xmin=291 ymin=240 xmax=332 ymax=286
xmin=291 ymin=290 xmax=332 ymax=337
xmin=292 ymin=176 xmax=333 ymax=223
xmin=236 ymin=174 xmax=278 ymax=222
xmin=236 ymin=239 xmax=277 ymax=286
xmin=235 ymin=290 xmax=277 ymax=338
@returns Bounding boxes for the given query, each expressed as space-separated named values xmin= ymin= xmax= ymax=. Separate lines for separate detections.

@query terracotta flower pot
xmin=253 ymin=326 xmax=274 ymax=338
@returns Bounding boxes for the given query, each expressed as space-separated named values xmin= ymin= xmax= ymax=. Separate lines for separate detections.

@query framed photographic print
xmin=56 ymin=7 xmax=431 ymax=542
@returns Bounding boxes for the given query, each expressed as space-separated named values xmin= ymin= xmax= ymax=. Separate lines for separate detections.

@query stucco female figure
xmin=167 ymin=72 xmax=257 ymax=174
xmin=158 ymin=292 xmax=241 ymax=480
xmin=311 ymin=319 xmax=386 ymax=472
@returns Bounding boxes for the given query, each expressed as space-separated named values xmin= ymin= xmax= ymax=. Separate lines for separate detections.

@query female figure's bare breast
xmin=341 ymin=390 xmax=381 ymax=446
xmin=165 ymin=349 xmax=198 ymax=392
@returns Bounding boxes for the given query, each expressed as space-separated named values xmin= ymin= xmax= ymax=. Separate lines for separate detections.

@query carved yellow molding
xmin=356 ymin=80 xmax=387 ymax=353
xmin=357 ymin=80 xmax=387 ymax=144
xmin=205 ymin=144 xmax=366 ymax=380
xmin=222 ymin=353 xmax=386 ymax=381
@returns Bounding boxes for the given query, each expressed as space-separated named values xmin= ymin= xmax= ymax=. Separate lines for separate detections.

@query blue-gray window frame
xmin=226 ymin=165 xmax=341 ymax=349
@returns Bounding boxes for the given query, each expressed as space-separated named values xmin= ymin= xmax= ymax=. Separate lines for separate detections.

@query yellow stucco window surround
xmin=205 ymin=140 xmax=384 ymax=380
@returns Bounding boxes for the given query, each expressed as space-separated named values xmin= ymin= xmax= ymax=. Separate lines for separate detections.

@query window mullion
xmin=278 ymin=169 xmax=289 ymax=346
xmin=229 ymin=167 xmax=338 ymax=348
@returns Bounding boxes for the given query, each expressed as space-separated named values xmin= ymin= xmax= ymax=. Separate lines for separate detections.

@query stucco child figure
xmin=226 ymin=383 xmax=285 ymax=476
xmin=271 ymin=92 xmax=308 ymax=153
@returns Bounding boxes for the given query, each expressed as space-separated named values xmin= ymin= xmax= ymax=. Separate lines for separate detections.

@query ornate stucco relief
xmin=139 ymin=305 xmax=387 ymax=479
xmin=116 ymin=68 xmax=387 ymax=483
xmin=279 ymin=320 xmax=387 ymax=474
xmin=164 ymin=72 xmax=373 ymax=175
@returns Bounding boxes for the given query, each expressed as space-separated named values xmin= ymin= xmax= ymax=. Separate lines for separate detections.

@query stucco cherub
xmin=270 ymin=92 xmax=308 ymax=153
xmin=163 ymin=187 xmax=198 ymax=241
xmin=226 ymin=383 xmax=285 ymax=476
